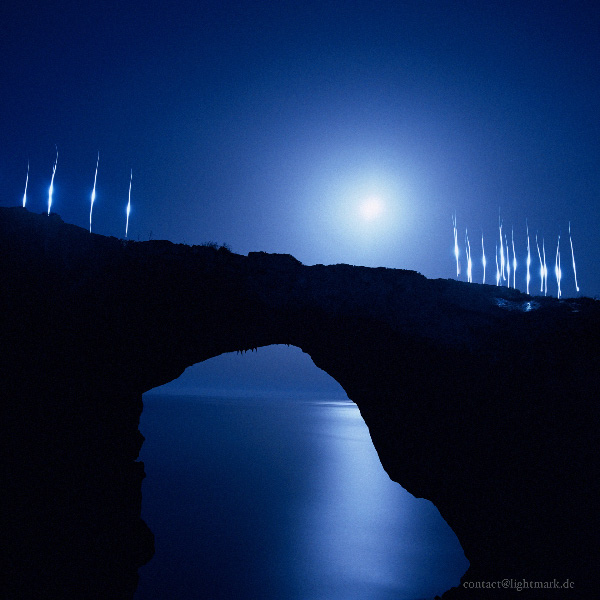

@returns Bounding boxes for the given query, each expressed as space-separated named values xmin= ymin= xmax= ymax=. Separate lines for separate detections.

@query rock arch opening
xmin=136 ymin=345 xmax=468 ymax=599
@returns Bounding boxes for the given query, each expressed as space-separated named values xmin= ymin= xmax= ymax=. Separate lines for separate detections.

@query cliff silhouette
xmin=1 ymin=206 xmax=598 ymax=599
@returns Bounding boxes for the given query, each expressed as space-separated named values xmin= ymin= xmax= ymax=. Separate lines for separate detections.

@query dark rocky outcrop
xmin=1 ymin=207 xmax=598 ymax=598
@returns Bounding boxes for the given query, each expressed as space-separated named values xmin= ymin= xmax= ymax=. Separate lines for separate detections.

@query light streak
xmin=505 ymin=234 xmax=510 ymax=288
xmin=536 ymin=234 xmax=543 ymax=293
xmin=495 ymin=244 xmax=500 ymax=286
xmin=452 ymin=212 xmax=459 ymax=277
xmin=22 ymin=161 xmax=29 ymax=208
xmin=511 ymin=228 xmax=517 ymax=289
xmin=465 ymin=229 xmax=472 ymax=283
xmin=499 ymin=215 xmax=505 ymax=281
xmin=526 ymin=221 xmax=531 ymax=295
xmin=568 ymin=222 xmax=580 ymax=293
xmin=125 ymin=169 xmax=132 ymax=238
xmin=555 ymin=234 xmax=561 ymax=299
xmin=481 ymin=232 xmax=486 ymax=284
xmin=89 ymin=152 xmax=99 ymax=233
xmin=525 ymin=219 xmax=531 ymax=294
xmin=47 ymin=145 xmax=58 ymax=215
xmin=542 ymin=239 xmax=547 ymax=296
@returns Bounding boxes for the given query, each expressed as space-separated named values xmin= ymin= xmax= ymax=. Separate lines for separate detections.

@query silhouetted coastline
xmin=1 ymin=207 xmax=598 ymax=598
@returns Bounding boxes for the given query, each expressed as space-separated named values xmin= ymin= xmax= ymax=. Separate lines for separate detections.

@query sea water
xmin=135 ymin=395 xmax=468 ymax=599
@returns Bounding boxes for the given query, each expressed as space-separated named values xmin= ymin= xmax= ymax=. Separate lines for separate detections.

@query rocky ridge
xmin=1 ymin=206 xmax=598 ymax=598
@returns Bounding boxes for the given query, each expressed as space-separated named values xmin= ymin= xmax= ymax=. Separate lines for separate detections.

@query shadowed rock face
xmin=1 ymin=206 xmax=598 ymax=598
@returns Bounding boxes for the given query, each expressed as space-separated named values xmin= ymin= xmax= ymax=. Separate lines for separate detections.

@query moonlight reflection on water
xmin=136 ymin=395 xmax=468 ymax=600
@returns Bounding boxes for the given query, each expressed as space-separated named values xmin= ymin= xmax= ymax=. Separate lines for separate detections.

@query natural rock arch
xmin=2 ymin=207 xmax=598 ymax=598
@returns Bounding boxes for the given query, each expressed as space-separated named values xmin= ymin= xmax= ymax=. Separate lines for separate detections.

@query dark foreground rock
xmin=1 ymin=207 xmax=598 ymax=599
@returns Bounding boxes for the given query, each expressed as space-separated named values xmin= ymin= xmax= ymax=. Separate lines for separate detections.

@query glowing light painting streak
xmin=569 ymin=222 xmax=580 ymax=293
xmin=536 ymin=234 xmax=543 ymax=294
xmin=505 ymin=234 xmax=510 ymax=288
xmin=465 ymin=229 xmax=472 ymax=283
xmin=452 ymin=213 xmax=459 ymax=277
xmin=542 ymin=239 xmax=548 ymax=297
xmin=47 ymin=146 xmax=58 ymax=215
xmin=481 ymin=233 xmax=486 ymax=284
xmin=555 ymin=234 xmax=561 ymax=299
xmin=526 ymin=223 xmax=531 ymax=295
xmin=22 ymin=161 xmax=29 ymax=208
xmin=89 ymin=152 xmax=99 ymax=233
xmin=511 ymin=228 xmax=516 ymax=289
xmin=495 ymin=244 xmax=500 ymax=286
xmin=125 ymin=169 xmax=132 ymax=238
xmin=499 ymin=218 xmax=505 ymax=282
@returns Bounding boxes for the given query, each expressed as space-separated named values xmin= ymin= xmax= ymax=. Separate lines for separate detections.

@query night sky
xmin=2 ymin=2 xmax=599 ymax=391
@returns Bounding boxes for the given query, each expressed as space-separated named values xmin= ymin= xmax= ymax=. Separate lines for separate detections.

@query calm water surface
xmin=135 ymin=395 xmax=468 ymax=599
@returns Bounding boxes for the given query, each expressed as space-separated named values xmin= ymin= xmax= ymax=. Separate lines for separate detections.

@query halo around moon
xmin=358 ymin=196 xmax=385 ymax=221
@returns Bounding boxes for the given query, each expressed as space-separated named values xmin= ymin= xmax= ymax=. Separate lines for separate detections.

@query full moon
xmin=358 ymin=197 xmax=385 ymax=221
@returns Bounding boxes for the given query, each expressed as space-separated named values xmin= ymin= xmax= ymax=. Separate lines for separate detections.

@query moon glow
xmin=358 ymin=197 xmax=385 ymax=221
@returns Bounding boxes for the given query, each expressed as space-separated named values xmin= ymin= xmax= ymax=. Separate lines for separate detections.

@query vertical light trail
xmin=22 ymin=161 xmax=29 ymax=208
xmin=526 ymin=226 xmax=531 ymax=295
xmin=465 ymin=229 xmax=472 ymax=283
xmin=542 ymin=239 xmax=547 ymax=296
xmin=536 ymin=234 xmax=543 ymax=293
xmin=125 ymin=169 xmax=132 ymax=238
xmin=499 ymin=216 xmax=505 ymax=282
xmin=495 ymin=244 xmax=500 ymax=286
xmin=89 ymin=152 xmax=99 ymax=233
xmin=555 ymin=234 xmax=561 ymax=299
xmin=526 ymin=222 xmax=531 ymax=295
xmin=481 ymin=232 xmax=486 ymax=284
xmin=452 ymin=213 xmax=459 ymax=277
xmin=511 ymin=228 xmax=517 ymax=289
xmin=47 ymin=146 xmax=58 ymax=215
xmin=505 ymin=234 xmax=510 ymax=288
xmin=568 ymin=222 xmax=580 ymax=293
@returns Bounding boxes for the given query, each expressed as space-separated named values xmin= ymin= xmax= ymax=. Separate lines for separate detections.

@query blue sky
xmin=2 ymin=1 xmax=598 ymax=392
